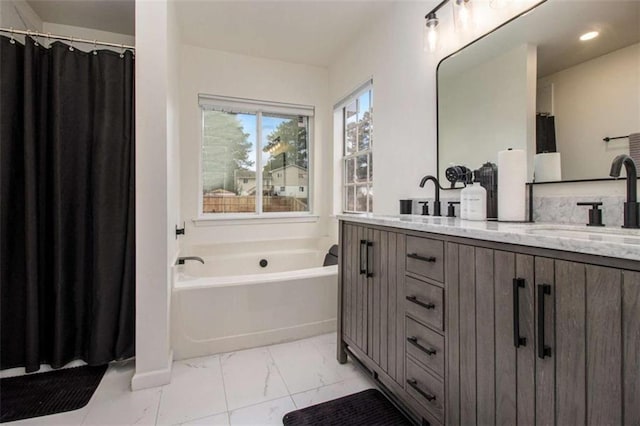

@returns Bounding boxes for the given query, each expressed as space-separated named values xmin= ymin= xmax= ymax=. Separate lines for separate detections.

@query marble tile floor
xmin=5 ymin=332 xmax=376 ymax=426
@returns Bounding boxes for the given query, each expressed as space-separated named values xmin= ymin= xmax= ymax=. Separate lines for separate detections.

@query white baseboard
xmin=131 ymin=350 xmax=173 ymax=391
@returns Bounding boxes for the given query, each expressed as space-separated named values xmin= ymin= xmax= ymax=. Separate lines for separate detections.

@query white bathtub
xmin=171 ymin=238 xmax=338 ymax=360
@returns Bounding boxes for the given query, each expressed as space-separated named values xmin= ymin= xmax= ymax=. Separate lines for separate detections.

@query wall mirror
xmin=437 ymin=0 xmax=640 ymax=187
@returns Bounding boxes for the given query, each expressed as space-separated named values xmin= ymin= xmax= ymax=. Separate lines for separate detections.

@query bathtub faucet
xmin=176 ymin=256 xmax=205 ymax=265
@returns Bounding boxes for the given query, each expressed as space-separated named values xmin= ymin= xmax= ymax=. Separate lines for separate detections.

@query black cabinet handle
xmin=407 ymin=253 xmax=437 ymax=263
xmin=406 ymin=295 xmax=435 ymax=310
xmin=406 ymin=379 xmax=436 ymax=401
xmin=366 ymin=241 xmax=374 ymax=278
xmin=513 ymin=278 xmax=527 ymax=348
xmin=407 ymin=336 xmax=437 ymax=356
xmin=359 ymin=240 xmax=366 ymax=275
xmin=537 ymin=284 xmax=552 ymax=359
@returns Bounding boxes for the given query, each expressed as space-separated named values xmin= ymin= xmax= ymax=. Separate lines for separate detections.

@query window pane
xmin=357 ymin=91 xmax=372 ymax=151
xmin=262 ymin=114 xmax=309 ymax=213
xmin=345 ymin=158 xmax=355 ymax=184
xmin=368 ymin=153 xmax=373 ymax=180
xmin=355 ymin=154 xmax=368 ymax=182
xmin=346 ymin=186 xmax=355 ymax=212
xmin=345 ymin=100 xmax=357 ymax=155
xmin=367 ymin=185 xmax=373 ymax=212
xmin=356 ymin=185 xmax=368 ymax=212
xmin=202 ymin=110 xmax=256 ymax=213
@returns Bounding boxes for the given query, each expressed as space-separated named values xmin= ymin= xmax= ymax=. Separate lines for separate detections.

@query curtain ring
xmin=119 ymin=43 xmax=125 ymax=58
xmin=69 ymin=36 xmax=75 ymax=51
xmin=9 ymin=27 xmax=16 ymax=44
xmin=93 ymin=40 xmax=98 ymax=55
xmin=33 ymin=30 xmax=40 ymax=47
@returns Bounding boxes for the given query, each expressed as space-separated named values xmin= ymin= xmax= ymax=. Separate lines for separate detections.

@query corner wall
xmin=133 ymin=0 xmax=180 ymax=390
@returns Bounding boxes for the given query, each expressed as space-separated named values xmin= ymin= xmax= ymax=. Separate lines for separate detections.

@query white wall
xmin=133 ymin=0 xmax=178 ymax=390
xmin=178 ymin=45 xmax=331 ymax=248
xmin=439 ymin=43 xmax=535 ymax=180
xmin=41 ymin=22 xmax=134 ymax=52
xmin=0 ymin=0 xmax=42 ymax=33
xmin=538 ymin=43 xmax=640 ymax=180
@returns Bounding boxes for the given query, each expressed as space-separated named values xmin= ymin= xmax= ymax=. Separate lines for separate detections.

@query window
xmin=339 ymin=84 xmax=373 ymax=213
xmin=199 ymin=94 xmax=313 ymax=216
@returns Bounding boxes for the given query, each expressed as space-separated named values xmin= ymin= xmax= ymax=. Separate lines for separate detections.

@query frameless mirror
xmin=437 ymin=0 xmax=640 ymax=186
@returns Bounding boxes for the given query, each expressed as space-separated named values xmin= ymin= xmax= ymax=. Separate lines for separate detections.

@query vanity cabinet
xmin=338 ymin=219 xmax=640 ymax=426
xmin=446 ymin=244 xmax=640 ymax=426
xmin=340 ymin=222 xmax=405 ymax=385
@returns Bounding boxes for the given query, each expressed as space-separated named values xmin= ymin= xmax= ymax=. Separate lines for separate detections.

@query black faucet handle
xmin=447 ymin=201 xmax=460 ymax=218
xmin=419 ymin=201 xmax=429 ymax=216
xmin=577 ymin=202 xmax=605 ymax=227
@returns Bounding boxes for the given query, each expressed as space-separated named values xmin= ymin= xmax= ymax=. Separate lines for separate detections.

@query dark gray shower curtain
xmin=0 ymin=36 xmax=135 ymax=372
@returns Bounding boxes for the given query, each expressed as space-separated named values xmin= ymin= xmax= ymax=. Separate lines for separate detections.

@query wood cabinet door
xmin=339 ymin=223 xmax=369 ymax=356
xmin=365 ymin=228 xmax=405 ymax=384
xmin=535 ymin=259 xmax=638 ymax=425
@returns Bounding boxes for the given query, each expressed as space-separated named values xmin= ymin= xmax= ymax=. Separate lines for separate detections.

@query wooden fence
xmin=203 ymin=195 xmax=307 ymax=213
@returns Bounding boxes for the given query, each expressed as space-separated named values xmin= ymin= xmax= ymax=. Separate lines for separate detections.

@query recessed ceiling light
xmin=580 ymin=31 xmax=599 ymax=41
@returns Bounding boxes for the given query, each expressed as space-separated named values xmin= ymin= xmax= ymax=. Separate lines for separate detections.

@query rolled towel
xmin=630 ymin=133 xmax=640 ymax=165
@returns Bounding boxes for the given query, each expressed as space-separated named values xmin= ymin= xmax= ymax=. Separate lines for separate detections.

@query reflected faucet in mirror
xmin=610 ymin=154 xmax=639 ymax=229
xmin=419 ymin=175 xmax=443 ymax=216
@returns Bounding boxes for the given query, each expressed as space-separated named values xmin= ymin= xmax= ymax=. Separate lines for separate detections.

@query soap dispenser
xmin=464 ymin=182 xmax=487 ymax=221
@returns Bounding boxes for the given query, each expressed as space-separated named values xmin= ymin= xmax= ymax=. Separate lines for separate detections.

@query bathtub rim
xmin=173 ymin=264 xmax=338 ymax=291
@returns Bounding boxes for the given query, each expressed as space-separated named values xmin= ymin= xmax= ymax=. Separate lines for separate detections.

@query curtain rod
xmin=0 ymin=27 xmax=135 ymax=50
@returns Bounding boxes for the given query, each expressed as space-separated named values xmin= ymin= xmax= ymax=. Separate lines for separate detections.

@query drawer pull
xmin=407 ymin=336 xmax=437 ymax=356
xmin=406 ymin=295 xmax=435 ymax=310
xmin=407 ymin=253 xmax=437 ymax=263
xmin=407 ymin=379 xmax=436 ymax=402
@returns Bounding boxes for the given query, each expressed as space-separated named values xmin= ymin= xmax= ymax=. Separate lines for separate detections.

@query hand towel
xmin=630 ymin=132 xmax=640 ymax=165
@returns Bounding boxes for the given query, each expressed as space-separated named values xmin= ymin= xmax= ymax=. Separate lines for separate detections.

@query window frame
xmin=336 ymin=82 xmax=373 ymax=214
xmin=197 ymin=94 xmax=315 ymax=220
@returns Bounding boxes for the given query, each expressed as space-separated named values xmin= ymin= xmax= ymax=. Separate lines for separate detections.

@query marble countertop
xmin=337 ymin=214 xmax=640 ymax=262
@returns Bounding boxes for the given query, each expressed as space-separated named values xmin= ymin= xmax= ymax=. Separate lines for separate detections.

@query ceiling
xmin=175 ymin=1 xmax=393 ymax=67
xmin=27 ymin=0 xmax=135 ymax=35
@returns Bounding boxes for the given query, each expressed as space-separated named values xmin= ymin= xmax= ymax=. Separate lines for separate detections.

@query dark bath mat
xmin=0 ymin=364 xmax=107 ymax=423
xmin=283 ymin=388 xmax=412 ymax=426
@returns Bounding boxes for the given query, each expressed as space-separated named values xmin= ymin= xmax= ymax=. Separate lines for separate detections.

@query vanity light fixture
xmin=453 ymin=0 xmax=474 ymax=32
xmin=579 ymin=31 xmax=599 ymax=41
xmin=424 ymin=12 xmax=440 ymax=53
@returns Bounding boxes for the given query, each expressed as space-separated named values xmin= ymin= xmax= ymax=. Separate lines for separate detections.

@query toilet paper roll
xmin=534 ymin=152 xmax=562 ymax=182
xmin=498 ymin=148 xmax=527 ymax=222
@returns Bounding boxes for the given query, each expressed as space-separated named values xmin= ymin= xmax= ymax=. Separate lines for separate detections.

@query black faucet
xmin=176 ymin=256 xmax=205 ymax=265
xmin=610 ymin=154 xmax=639 ymax=229
xmin=419 ymin=175 xmax=442 ymax=216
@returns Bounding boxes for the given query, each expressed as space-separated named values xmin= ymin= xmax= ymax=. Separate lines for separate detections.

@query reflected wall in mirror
xmin=437 ymin=0 xmax=640 ymax=185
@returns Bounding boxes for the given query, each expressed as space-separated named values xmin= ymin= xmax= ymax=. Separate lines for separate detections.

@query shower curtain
xmin=0 ymin=35 xmax=135 ymax=372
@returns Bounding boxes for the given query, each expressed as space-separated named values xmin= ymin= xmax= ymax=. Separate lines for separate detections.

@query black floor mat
xmin=283 ymin=388 xmax=412 ymax=426
xmin=0 ymin=364 xmax=107 ymax=423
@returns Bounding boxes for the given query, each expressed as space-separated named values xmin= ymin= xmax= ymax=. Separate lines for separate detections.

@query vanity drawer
xmin=406 ymin=357 xmax=444 ymax=422
xmin=405 ymin=276 xmax=444 ymax=331
xmin=406 ymin=236 xmax=444 ymax=283
xmin=406 ymin=316 xmax=444 ymax=377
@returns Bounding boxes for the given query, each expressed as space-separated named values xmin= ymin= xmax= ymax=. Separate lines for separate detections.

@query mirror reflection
xmin=437 ymin=0 xmax=640 ymax=185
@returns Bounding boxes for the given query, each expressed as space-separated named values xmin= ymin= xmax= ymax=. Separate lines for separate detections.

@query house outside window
xmin=338 ymin=83 xmax=372 ymax=213
xmin=199 ymin=94 xmax=313 ymax=216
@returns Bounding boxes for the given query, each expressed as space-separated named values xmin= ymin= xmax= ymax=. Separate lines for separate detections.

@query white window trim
xmin=197 ymin=94 xmax=315 ymax=221
xmin=334 ymin=80 xmax=373 ymax=215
